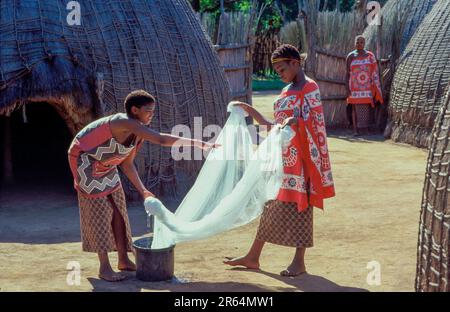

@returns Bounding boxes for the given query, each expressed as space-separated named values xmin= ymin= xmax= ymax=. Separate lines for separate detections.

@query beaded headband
xmin=271 ymin=58 xmax=300 ymax=64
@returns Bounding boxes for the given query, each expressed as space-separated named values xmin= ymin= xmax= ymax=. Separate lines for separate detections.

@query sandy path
xmin=0 ymin=91 xmax=427 ymax=291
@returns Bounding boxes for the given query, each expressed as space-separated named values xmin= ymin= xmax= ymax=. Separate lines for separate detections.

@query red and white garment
xmin=274 ymin=78 xmax=335 ymax=212
xmin=347 ymin=51 xmax=383 ymax=106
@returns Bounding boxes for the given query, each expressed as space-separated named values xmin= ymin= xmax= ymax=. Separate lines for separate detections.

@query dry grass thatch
xmin=279 ymin=20 xmax=302 ymax=49
xmin=315 ymin=9 xmax=366 ymax=55
xmin=363 ymin=0 xmax=435 ymax=61
xmin=197 ymin=1 xmax=264 ymax=46
xmin=286 ymin=2 xmax=367 ymax=128
xmin=416 ymin=84 xmax=450 ymax=292
xmin=0 ymin=0 xmax=230 ymax=199
xmin=314 ymin=9 xmax=369 ymax=128
xmin=288 ymin=0 xmax=436 ymax=129
xmin=362 ymin=0 xmax=436 ymax=135
xmin=387 ymin=0 xmax=450 ymax=148
xmin=197 ymin=12 xmax=217 ymax=42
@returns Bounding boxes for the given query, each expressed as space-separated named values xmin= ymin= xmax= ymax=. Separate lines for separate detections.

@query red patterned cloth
xmin=274 ymin=78 xmax=335 ymax=212
xmin=347 ymin=51 xmax=383 ymax=106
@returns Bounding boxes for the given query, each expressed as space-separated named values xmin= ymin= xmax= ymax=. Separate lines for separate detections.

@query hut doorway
xmin=0 ymin=102 xmax=74 ymax=193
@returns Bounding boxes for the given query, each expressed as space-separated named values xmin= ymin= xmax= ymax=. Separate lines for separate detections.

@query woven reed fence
xmin=0 ymin=0 xmax=230 ymax=200
xmin=292 ymin=0 xmax=432 ymax=129
xmin=253 ymin=30 xmax=279 ymax=76
xmin=292 ymin=0 xmax=369 ymax=128
xmin=313 ymin=9 xmax=368 ymax=128
xmin=388 ymin=0 xmax=450 ymax=148
xmin=416 ymin=84 xmax=450 ymax=292
xmin=215 ymin=10 xmax=257 ymax=105
xmin=198 ymin=5 xmax=263 ymax=105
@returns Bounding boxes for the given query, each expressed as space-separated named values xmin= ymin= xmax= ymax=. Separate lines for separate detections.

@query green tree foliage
xmin=338 ymin=0 xmax=356 ymax=12
xmin=191 ymin=0 xmax=253 ymax=12
xmin=189 ymin=0 xmax=387 ymax=31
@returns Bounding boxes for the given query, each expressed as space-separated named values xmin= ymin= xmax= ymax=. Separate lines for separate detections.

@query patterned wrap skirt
xmin=354 ymin=104 xmax=371 ymax=128
xmin=256 ymin=200 xmax=313 ymax=248
xmin=77 ymin=187 xmax=133 ymax=253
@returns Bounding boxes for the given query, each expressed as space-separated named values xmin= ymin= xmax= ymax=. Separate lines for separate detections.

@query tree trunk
xmin=297 ymin=0 xmax=317 ymax=78
xmin=220 ymin=0 xmax=224 ymax=14
xmin=274 ymin=0 xmax=286 ymax=23
xmin=191 ymin=0 xmax=200 ymax=12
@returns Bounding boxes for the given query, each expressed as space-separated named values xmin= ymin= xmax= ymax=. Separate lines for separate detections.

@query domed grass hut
xmin=415 ymin=84 xmax=450 ymax=292
xmin=0 ymin=0 xmax=230 ymax=199
xmin=386 ymin=0 xmax=450 ymax=148
xmin=362 ymin=0 xmax=436 ymax=116
xmin=362 ymin=0 xmax=436 ymax=63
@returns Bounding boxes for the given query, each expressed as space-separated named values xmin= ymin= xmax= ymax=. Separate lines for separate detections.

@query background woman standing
xmin=346 ymin=35 xmax=384 ymax=136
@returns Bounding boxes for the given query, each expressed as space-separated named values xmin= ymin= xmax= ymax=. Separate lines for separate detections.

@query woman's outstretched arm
xmin=231 ymin=102 xmax=275 ymax=130
xmin=115 ymin=119 xmax=220 ymax=149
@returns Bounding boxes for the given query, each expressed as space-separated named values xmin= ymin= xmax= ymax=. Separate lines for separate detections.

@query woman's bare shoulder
xmin=110 ymin=114 xmax=139 ymax=131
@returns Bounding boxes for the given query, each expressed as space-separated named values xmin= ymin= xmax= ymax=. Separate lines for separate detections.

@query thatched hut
xmin=386 ymin=0 xmax=450 ymax=148
xmin=415 ymin=83 xmax=450 ymax=292
xmin=0 ymin=0 xmax=230 ymax=199
xmin=363 ymin=0 xmax=435 ymax=63
xmin=360 ymin=0 xmax=436 ymax=131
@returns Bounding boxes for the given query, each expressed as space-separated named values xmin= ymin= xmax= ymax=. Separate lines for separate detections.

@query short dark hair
xmin=124 ymin=90 xmax=155 ymax=115
xmin=271 ymin=44 xmax=301 ymax=62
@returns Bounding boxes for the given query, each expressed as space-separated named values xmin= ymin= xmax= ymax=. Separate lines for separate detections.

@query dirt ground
xmin=0 ymin=91 xmax=428 ymax=292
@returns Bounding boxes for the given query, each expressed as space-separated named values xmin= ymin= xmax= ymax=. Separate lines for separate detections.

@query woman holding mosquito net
xmin=224 ymin=44 xmax=335 ymax=276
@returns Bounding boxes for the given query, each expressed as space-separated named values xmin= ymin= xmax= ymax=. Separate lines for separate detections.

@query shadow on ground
xmin=0 ymin=185 xmax=156 ymax=244
xmin=87 ymin=269 xmax=368 ymax=292
xmin=327 ymin=129 xmax=386 ymax=144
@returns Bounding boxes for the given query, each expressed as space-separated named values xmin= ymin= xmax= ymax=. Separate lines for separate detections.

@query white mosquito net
xmin=144 ymin=103 xmax=295 ymax=249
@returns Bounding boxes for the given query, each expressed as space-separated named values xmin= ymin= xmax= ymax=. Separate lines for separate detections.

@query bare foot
xmin=118 ymin=257 xmax=136 ymax=271
xmin=99 ymin=267 xmax=126 ymax=282
xmin=280 ymin=263 xmax=307 ymax=277
xmin=223 ymin=256 xmax=260 ymax=270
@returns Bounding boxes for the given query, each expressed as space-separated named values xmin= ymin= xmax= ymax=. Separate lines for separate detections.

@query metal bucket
xmin=133 ymin=237 xmax=175 ymax=282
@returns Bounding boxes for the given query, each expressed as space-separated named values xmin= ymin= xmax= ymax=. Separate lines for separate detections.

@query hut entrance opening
xmin=0 ymin=102 xmax=74 ymax=193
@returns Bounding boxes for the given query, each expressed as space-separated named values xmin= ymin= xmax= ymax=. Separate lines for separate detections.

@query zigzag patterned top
xmin=68 ymin=114 xmax=143 ymax=198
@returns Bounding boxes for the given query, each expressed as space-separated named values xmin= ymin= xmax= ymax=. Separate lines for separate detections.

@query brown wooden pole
xmin=375 ymin=15 xmax=385 ymax=131
xmin=297 ymin=0 xmax=316 ymax=78
xmin=247 ymin=44 xmax=253 ymax=106
xmin=219 ymin=0 xmax=224 ymax=14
